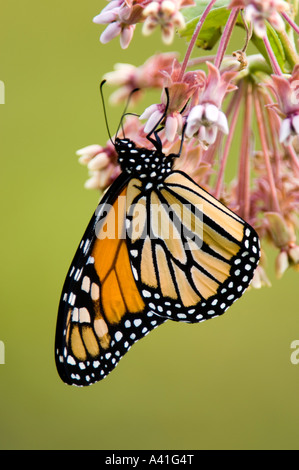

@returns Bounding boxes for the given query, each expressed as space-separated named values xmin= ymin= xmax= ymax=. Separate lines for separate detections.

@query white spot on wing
xmin=74 ymin=268 xmax=83 ymax=281
xmin=72 ymin=308 xmax=79 ymax=322
xmin=91 ymin=283 xmax=100 ymax=301
xmin=69 ymin=292 xmax=76 ymax=306
xmin=81 ymin=276 xmax=91 ymax=293
xmin=115 ymin=331 xmax=123 ymax=342
xmin=132 ymin=266 xmax=138 ymax=280
xmin=83 ymin=239 xmax=90 ymax=254
xmin=79 ymin=307 xmax=91 ymax=323
xmin=67 ymin=356 xmax=76 ymax=365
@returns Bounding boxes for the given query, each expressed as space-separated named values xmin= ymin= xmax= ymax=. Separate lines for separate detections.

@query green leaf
xmin=250 ymin=24 xmax=287 ymax=73
xmin=180 ymin=0 xmax=231 ymax=50
xmin=182 ymin=0 xmax=231 ymax=22
xmin=180 ymin=0 xmax=290 ymax=72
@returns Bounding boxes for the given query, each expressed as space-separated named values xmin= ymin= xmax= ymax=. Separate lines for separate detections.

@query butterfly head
xmin=115 ymin=137 xmax=173 ymax=182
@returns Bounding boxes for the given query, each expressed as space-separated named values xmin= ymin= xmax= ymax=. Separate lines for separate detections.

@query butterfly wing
xmin=126 ymin=171 xmax=260 ymax=323
xmin=55 ymin=174 xmax=166 ymax=386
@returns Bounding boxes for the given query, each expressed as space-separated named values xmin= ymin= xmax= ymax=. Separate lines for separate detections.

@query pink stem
xmin=187 ymin=55 xmax=237 ymax=69
xmin=263 ymin=93 xmax=283 ymax=185
xmin=254 ymin=90 xmax=281 ymax=213
xmin=204 ymin=135 xmax=222 ymax=166
xmin=237 ymin=82 xmax=253 ymax=221
xmin=214 ymin=85 xmax=243 ymax=199
xmin=263 ymin=35 xmax=283 ymax=76
xmin=281 ymin=12 xmax=299 ymax=35
xmin=287 ymin=145 xmax=299 ymax=176
xmin=179 ymin=0 xmax=218 ymax=80
xmin=187 ymin=55 xmax=217 ymax=67
xmin=214 ymin=8 xmax=240 ymax=69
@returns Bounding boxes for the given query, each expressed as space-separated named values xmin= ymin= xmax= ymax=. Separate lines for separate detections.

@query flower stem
xmin=237 ymin=81 xmax=253 ymax=221
xmin=214 ymin=84 xmax=243 ymax=199
xmin=277 ymin=28 xmax=299 ymax=69
xmin=264 ymin=94 xmax=283 ymax=186
xmin=281 ymin=12 xmax=299 ymax=36
xmin=263 ymin=34 xmax=283 ymax=76
xmin=287 ymin=144 xmax=299 ymax=176
xmin=254 ymin=90 xmax=281 ymax=213
xmin=187 ymin=55 xmax=239 ymax=69
xmin=187 ymin=55 xmax=217 ymax=67
xmin=179 ymin=0 xmax=218 ymax=80
xmin=214 ymin=8 xmax=240 ymax=69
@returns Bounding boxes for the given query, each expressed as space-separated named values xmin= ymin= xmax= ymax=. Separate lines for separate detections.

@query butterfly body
xmin=115 ymin=137 xmax=174 ymax=182
xmin=55 ymin=137 xmax=260 ymax=386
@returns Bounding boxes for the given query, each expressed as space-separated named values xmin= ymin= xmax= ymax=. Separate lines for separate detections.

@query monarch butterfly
xmin=55 ymin=88 xmax=260 ymax=386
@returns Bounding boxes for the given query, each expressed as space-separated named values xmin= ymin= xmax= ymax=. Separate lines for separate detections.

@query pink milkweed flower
xmin=140 ymin=59 xmax=205 ymax=142
xmin=140 ymin=103 xmax=168 ymax=133
xmin=276 ymin=244 xmax=299 ymax=278
xmin=93 ymin=0 xmax=144 ymax=49
xmin=76 ymin=144 xmax=104 ymax=165
xmin=77 ymin=116 xmax=150 ymax=191
xmin=185 ymin=62 xmax=237 ymax=145
xmin=269 ymin=66 xmax=299 ymax=145
xmin=142 ymin=0 xmax=194 ymax=45
xmin=140 ymin=103 xmax=184 ymax=141
xmin=185 ymin=103 xmax=229 ymax=145
xmin=84 ymin=164 xmax=120 ymax=190
xmin=251 ymin=265 xmax=272 ymax=288
xmin=103 ymin=52 xmax=178 ymax=104
xmin=76 ymin=142 xmax=119 ymax=190
xmin=229 ymin=0 xmax=289 ymax=38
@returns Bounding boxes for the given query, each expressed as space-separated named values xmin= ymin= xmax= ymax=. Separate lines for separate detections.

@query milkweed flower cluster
xmin=103 ymin=52 xmax=178 ymax=103
xmin=76 ymin=143 xmax=119 ymax=190
xmin=140 ymin=58 xmax=205 ymax=141
xmin=93 ymin=0 xmax=194 ymax=49
xmin=269 ymin=65 xmax=299 ymax=145
xmin=184 ymin=63 xmax=237 ymax=145
xmin=142 ymin=0 xmax=188 ymax=44
xmin=228 ymin=0 xmax=290 ymax=37
xmin=78 ymin=0 xmax=299 ymax=285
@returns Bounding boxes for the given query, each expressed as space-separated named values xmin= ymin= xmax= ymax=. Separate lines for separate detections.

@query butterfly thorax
xmin=115 ymin=138 xmax=173 ymax=183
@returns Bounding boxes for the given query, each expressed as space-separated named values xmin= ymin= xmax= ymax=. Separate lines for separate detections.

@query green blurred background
xmin=0 ymin=0 xmax=299 ymax=450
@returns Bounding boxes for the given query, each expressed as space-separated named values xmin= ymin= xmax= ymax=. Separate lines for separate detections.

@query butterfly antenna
xmin=100 ymin=80 xmax=114 ymax=146
xmin=144 ymin=88 xmax=171 ymax=151
xmin=116 ymin=88 xmax=140 ymax=139
xmin=177 ymin=122 xmax=186 ymax=158
xmin=172 ymin=99 xmax=190 ymax=157
xmin=146 ymin=87 xmax=170 ymax=141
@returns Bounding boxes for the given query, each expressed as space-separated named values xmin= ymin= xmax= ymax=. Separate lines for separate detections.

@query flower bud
xmin=251 ymin=265 xmax=272 ymax=289
xmin=289 ymin=245 xmax=299 ymax=265
xmin=76 ymin=145 xmax=103 ymax=165
xmin=275 ymin=250 xmax=289 ymax=279
xmin=161 ymin=1 xmax=176 ymax=15
xmin=143 ymin=2 xmax=160 ymax=17
xmin=265 ymin=212 xmax=294 ymax=249
xmin=87 ymin=153 xmax=110 ymax=171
